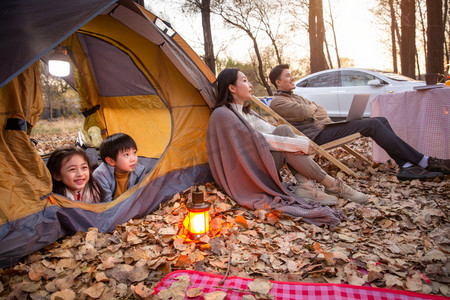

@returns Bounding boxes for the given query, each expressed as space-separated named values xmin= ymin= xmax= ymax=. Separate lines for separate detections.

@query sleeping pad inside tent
xmin=0 ymin=0 xmax=216 ymax=268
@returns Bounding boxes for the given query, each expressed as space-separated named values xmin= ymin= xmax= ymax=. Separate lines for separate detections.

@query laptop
xmin=325 ymin=94 xmax=370 ymax=126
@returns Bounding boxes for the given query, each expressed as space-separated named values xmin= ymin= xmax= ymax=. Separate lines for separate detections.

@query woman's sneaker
xmin=325 ymin=178 xmax=368 ymax=204
xmin=295 ymin=180 xmax=338 ymax=206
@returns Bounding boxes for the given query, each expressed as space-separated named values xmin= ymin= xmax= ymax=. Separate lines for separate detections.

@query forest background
xmin=41 ymin=0 xmax=449 ymax=118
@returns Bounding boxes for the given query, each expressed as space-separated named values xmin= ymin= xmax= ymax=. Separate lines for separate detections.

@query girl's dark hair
xmin=213 ymin=68 xmax=239 ymax=110
xmin=99 ymin=133 xmax=137 ymax=163
xmin=47 ymin=147 xmax=105 ymax=199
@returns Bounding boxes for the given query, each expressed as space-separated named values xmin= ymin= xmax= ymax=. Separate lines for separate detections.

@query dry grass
xmin=31 ymin=117 xmax=83 ymax=155
xmin=31 ymin=117 xmax=83 ymax=137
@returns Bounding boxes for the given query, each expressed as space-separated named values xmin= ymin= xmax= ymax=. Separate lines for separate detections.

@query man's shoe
xmin=397 ymin=165 xmax=444 ymax=180
xmin=426 ymin=157 xmax=450 ymax=174
xmin=295 ymin=180 xmax=338 ymax=206
xmin=325 ymin=178 xmax=368 ymax=204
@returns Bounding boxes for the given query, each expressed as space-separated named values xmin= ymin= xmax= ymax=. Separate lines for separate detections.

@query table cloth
xmin=370 ymin=87 xmax=450 ymax=163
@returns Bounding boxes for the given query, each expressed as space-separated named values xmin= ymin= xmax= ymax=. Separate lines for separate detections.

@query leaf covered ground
xmin=0 ymin=136 xmax=449 ymax=299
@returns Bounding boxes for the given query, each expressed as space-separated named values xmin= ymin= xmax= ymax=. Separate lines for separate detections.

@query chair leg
xmin=314 ymin=145 xmax=359 ymax=178
xmin=342 ymin=145 xmax=373 ymax=166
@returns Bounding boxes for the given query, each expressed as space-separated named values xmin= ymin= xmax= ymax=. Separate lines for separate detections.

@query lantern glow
xmin=186 ymin=210 xmax=210 ymax=234
xmin=48 ymin=47 xmax=70 ymax=77
xmin=184 ymin=187 xmax=211 ymax=239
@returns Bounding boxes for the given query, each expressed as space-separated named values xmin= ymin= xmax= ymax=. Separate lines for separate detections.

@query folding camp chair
xmin=252 ymin=96 xmax=372 ymax=178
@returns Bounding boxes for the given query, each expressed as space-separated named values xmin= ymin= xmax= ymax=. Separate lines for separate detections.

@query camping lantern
xmin=184 ymin=187 xmax=211 ymax=239
xmin=48 ymin=46 xmax=71 ymax=77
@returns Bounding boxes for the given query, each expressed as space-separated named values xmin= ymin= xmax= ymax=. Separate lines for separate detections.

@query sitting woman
xmin=207 ymin=68 xmax=368 ymax=226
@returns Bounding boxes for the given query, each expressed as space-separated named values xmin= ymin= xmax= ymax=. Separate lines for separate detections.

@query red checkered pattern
xmin=370 ymin=87 xmax=450 ymax=163
xmin=152 ymin=270 xmax=448 ymax=300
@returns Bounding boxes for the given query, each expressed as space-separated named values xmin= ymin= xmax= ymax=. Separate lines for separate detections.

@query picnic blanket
xmin=152 ymin=270 xmax=449 ymax=300
xmin=206 ymin=106 xmax=342 ymax=226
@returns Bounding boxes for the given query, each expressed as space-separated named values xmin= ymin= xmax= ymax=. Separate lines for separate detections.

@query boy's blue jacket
xmin=93 ymin=161 xmax=147 ymax=202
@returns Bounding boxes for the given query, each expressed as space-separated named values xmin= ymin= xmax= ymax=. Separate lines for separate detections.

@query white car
xmin=293 ymin=68 xmax=426 ymax=118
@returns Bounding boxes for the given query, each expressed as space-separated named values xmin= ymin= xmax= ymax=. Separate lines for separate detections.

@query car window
xmin=378 ymin=72 xmax=418 ymax=81
xmin=299 ymin=71 xmax=338 ymax=87
xmin=340 ymin=70 xmax=379 ymax=86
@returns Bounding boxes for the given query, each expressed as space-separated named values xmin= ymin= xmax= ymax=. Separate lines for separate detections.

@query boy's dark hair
xmin=99 ymin=133 xmax=137 ymax=162
xmin=47 ymin=147 xmax=105 ymax=199
xmin=269 ymin=64 xmax=290 ymax=89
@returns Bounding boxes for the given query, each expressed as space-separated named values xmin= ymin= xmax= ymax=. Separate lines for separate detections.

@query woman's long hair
xmin=47 ymin=147 xmax=105 ymax=201
xmin=213 ymin=68 xmax=239 ymax=110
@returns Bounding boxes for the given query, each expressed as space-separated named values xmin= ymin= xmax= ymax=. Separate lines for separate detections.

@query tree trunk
xmin=389 ymin=0 xmax=399 ymax=73
xmin=327 ymin=0 xmax=340 ymax=67
xmin=201 ymin=0 xmax=216 ymax=75
xmin=250 ymin=34 xmax=273 ymax=95
xmin=48 ymin=87 xmax=53 ymax=121
xmin=443 ymin=0 xmax=449 ymax=74
xmin=415 ymin=50 xmax=421 ymax=78
xmin=400 ymin=0 xmax=416 ymax=78
xmin=254 ymin=0 xmax=283 ymax=65
xmin=324 ymin=36 xmax=333 ymax=69
xmin=418 ymin=3 xmax=428 ymax=65
xmin=309 ymin=0 xmax=328 ymax=72
xmin=268 ymin=35 xmax=282 ymax=65
xmin=426 ymin=0 xmax=444 ymax=74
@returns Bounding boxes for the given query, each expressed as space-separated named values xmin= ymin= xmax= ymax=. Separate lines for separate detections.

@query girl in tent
xmin=47 ymin=147 xmax=105 ymax=203
xmin=207 ymin=68 xmax=369 ymax=226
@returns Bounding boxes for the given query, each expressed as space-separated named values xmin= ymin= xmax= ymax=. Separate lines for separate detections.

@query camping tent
xmin=0 ymin=0 xmax=216 ymax=268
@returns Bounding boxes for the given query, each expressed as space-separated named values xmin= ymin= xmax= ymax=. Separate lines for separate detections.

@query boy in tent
xmin=93 ymin=133 xmax=147 ymax=202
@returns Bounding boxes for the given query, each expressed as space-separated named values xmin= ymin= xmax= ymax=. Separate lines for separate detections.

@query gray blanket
xmin=207 ymin=106 xmax=342 ymax=226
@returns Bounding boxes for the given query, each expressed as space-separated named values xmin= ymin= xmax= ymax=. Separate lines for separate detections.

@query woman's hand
xmin=294 ymin=140 xmax=315 ymax=155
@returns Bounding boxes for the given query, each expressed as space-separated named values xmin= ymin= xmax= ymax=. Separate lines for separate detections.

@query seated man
xmin=268 ymin=64 xmax=449 ymax=180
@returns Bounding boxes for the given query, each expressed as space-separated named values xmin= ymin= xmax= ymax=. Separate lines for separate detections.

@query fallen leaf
xmin=128 ymin=261 xmax=150 ymax=282
xmin=171 ymin=274 xmax=191 ymax=290
xmin=50 ymin=289 xmax=76 ymax=300
xmin=85 ymin=227 xmax=98 ymax=246
xmin=157 ymin=288 xmax=185 ymax=300
xmin=186 ymin=287 xmax=203 ymax=298
xmin=248 ymin=278 xmax=273 ymax=295
xmin=82 ymin=282 xmax=104 ymax=298
xmin=94 ymin=272 xmax=110 ymax=282
xmin=323 ymin=252 xmax=335 ymax=265
xmin=54 ymin=276 xmax=74 ymax=290
xmin=384 ymin=274 xmax=404 ymax=288
xmin=203 ymin=290 xmax=227 ymax=300
xmin=422 ymin=249 xmax=447 ymax=263
xmin=235 ymin=215 xmax=249 ymax=229
xmin=237 ymin=234 xmax=251 ymax=244
xmin=405 ymin=271 xmax=423 ymax=292
xmin=28 ymin=266 xmax=44 ymax=281
xmin=20 ymin=282 xmax=41 ymax=293
xmin=174 ymin=255 xmax=193 ymax=268
xmin=134 ymin=283 xmax=153 ymax=299
xmin=313 ymin=242 xmax=323 ymax=253
xmin=265 ymin=213 xmax=279 ymax=225
xmin=107 ymin=264 xmax=134 ymax=282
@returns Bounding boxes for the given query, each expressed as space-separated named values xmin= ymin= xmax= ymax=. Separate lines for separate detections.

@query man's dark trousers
xmin=313 ymin=117 xmax=424 ymax=167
